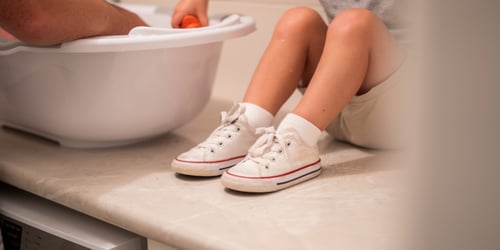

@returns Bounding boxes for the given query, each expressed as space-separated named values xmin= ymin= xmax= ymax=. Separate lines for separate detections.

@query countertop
xmin=0 ymin=98 xmax=407 ymax=250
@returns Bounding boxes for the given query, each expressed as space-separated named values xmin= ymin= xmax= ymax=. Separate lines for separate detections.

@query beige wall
xmin=124 ymin=0 xmax=320 ymax=8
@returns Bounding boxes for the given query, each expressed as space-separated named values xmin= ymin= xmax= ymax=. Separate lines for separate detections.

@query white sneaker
xmin=221 ymin=127 xmax=321 ymax=192
xmin=172 ymin=103 xmax=259 ymax=176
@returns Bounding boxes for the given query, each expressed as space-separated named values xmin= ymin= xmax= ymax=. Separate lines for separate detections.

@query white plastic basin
xmin=0 ymin=3 xmax=255 ymax=148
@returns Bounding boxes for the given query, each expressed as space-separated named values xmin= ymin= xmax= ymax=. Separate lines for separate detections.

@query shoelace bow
xmin=248 ymin=127 xmax=291 ymax=168
xmin=198 ymin=104 xmax=246 ymax=150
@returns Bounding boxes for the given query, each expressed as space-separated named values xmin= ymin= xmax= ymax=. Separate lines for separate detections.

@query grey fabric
xmin=318 ymin=0 xmax=407 ymax=29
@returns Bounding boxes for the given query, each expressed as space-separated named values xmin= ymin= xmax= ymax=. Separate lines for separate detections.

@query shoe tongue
xmin=275 ymin=127 xmax=302 ymax=144
xmin=222 ymin=103 xmax=245 ymax=124
xmin=276 ymin=125 xmax=295 ymax=135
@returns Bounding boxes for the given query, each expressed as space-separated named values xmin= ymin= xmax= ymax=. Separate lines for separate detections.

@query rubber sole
xmin=221 ymin=159 xmax=321 ymax=192
xmin=171 ymin=155 xmax=245 ymax=177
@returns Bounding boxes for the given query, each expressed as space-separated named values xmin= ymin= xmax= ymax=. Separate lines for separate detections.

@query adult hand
xmin=0 ymin=0 xmax=148 ymax=46
xmin=0 ymin=27 xmax=15 ymax=40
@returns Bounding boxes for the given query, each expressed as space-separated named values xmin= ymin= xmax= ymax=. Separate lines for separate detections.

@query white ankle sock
xmin=277 ymin=113 xmax=322 ymax=147
xmin=241 ymin=102 xmax=273 ymax=131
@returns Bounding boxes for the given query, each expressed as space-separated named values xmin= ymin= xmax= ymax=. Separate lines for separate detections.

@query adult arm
xmin=0 ymin=0 xmax=148 ymax=45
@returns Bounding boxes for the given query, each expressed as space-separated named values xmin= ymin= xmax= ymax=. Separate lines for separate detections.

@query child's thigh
xmin=326 ymin=62 xmax=412 ymax=149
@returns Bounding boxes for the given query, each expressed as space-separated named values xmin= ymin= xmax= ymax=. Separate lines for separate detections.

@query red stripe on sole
xmin=225 ymin=159 xmax=321 ymax=179
xmin=175 ymin=155 xmax=246 ymax=164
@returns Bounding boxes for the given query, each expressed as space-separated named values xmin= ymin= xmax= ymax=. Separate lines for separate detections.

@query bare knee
xmin=273 ymin=7 xmax=326 ymax=40
xmin=328 ymin=8 xmax=382 ymax=39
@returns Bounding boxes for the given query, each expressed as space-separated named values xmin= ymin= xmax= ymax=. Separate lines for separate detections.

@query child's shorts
xmin=299 ymin=62 xmax=412 ymax=149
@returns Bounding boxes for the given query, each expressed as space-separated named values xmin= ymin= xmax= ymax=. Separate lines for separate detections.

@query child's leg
xmin=171 ymin=8 xmax=327 ymax=177
xmin=243 ymin=7 xmax=328 ymax=115
xmin=293 ymin=9 xmax=404 ymax=130
xmin=222 ymin=9 xmax=405 ymax=192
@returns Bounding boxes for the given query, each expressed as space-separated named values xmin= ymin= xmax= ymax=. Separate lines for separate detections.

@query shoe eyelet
xmin=278 ymin=150 xmax=283 ymax=153
xmin=210 ymin=149 xmax=215 ymax=153
xmin=286 ymin=142 xmax=291 ymax=146
xmin=227 ymin=135 xmax=232 ymax=138
xmin=272 ymin=158 xmax=275 ymax=161
xmin=265 ymin=165 xmax=269 ymax=169
xmin=218 ymin=142 xmax=223 ymax=146
xmin=236 ymin=127 xmax=241 ymax=131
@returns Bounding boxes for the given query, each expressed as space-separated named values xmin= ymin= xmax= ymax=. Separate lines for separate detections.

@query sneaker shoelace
xmin=247 ymin=127 xmax=293 ymax=170
xmin=197 ymin=104 xmax=247 ymax=153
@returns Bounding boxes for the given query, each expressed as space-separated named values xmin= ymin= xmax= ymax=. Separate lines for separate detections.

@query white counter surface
xmin=0 ymin=98 xmax=406 ymax=250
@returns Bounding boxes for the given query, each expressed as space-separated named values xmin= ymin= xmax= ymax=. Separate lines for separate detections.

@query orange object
xmin=181 ymin=15 xmax=202 ymax=28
